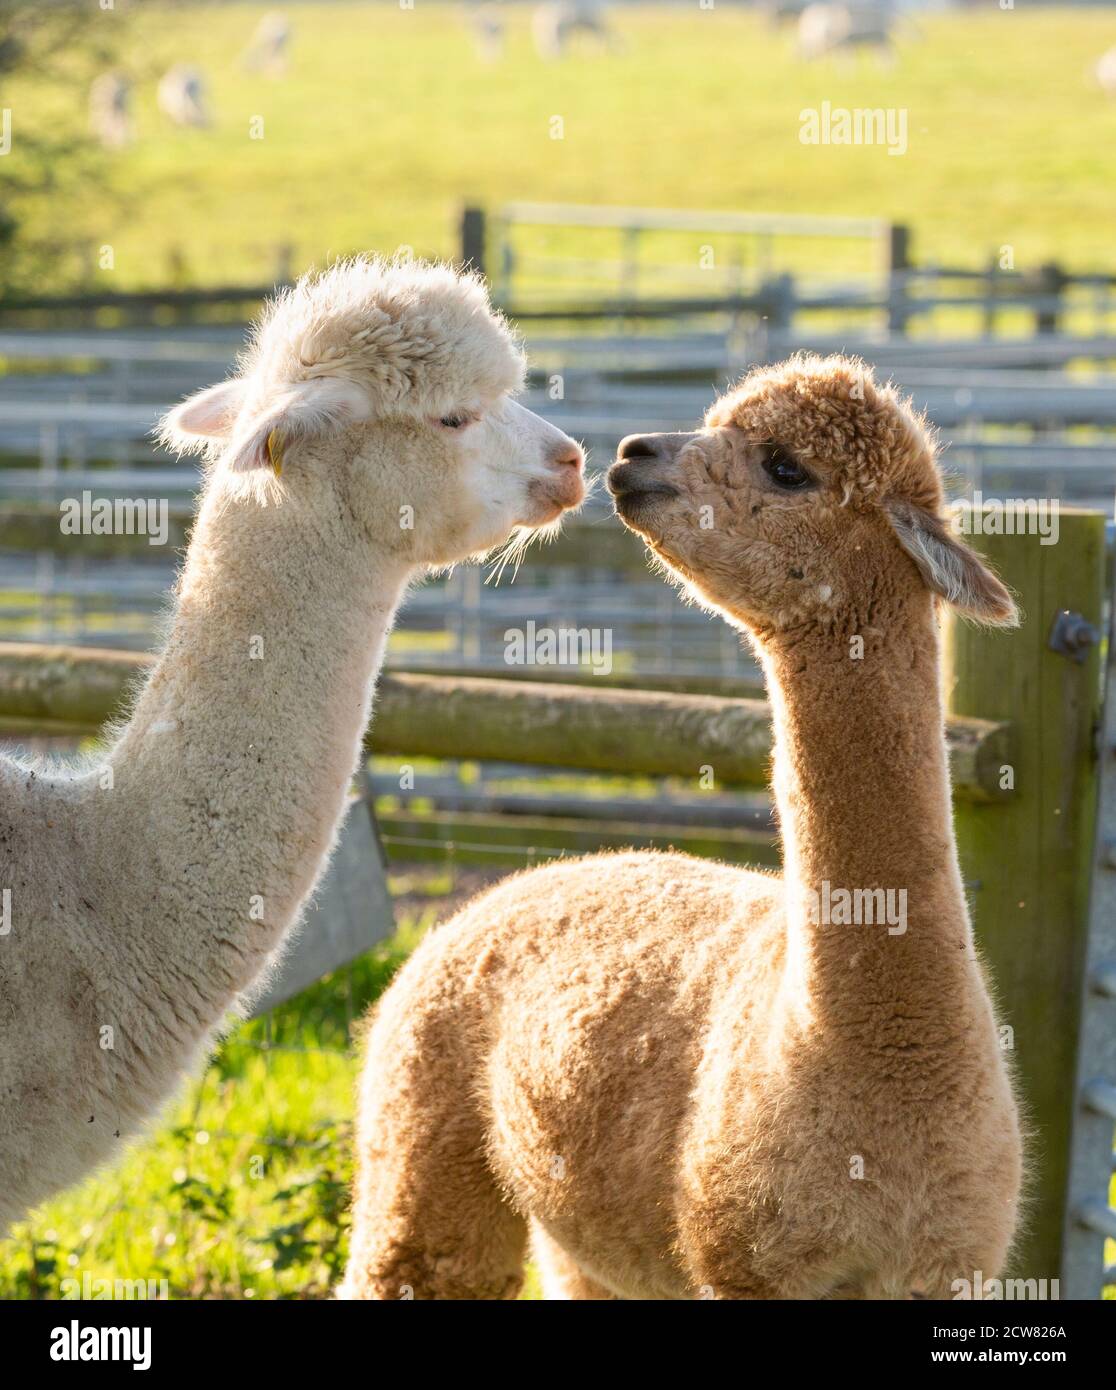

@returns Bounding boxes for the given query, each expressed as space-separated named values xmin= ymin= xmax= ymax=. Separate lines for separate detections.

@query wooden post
xmin=459 ymin=204 xmax=487 ymax=279
xmin=886 ymin=222 xmax=911 ymax=336
xmin=945 ymin=507 xmax=1107 ymax=1284
xmin=760 ymin=273 xmax=796 ymax=334
xmin=1035 ymin=260 xmax=1065 ymax=336
xmin=983 ymin=253 xmax=1000 ymax=338
xmin=245 ymin=794 xmax=395 ymax=1017
xmin=274 ymin=242 xmax=294 ymax=286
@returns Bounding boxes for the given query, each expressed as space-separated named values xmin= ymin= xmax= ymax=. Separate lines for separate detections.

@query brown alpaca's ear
xmin=885 ymin=500 xmax=1019 ymax=628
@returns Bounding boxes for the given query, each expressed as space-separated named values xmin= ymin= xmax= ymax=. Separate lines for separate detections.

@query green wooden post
xmin=459 ymin=204 xmax=487 ymax=279
xmin=886 ymin=222 xmax=911 ymax=336
xmin=945 ymin=507 xmax=1106 ymax=1284
xmin=1034 ymin=260 xmax=1066 ymax=336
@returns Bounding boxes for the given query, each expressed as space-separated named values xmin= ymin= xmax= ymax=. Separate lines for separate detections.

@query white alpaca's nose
xmin=543 ymin=437 xmax=586 ymax=509
xmin=501 ymin=399 xmax=586 ymax=514
xmin=547 ymin=439 xmax=585 ymax=474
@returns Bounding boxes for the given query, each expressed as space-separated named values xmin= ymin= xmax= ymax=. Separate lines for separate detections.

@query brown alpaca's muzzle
xmin=607 ymin=432 xmax=698 ymax=528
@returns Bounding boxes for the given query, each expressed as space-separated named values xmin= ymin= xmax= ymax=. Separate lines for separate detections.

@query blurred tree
xmin=0 ymin=0 xmax=126 ymax=296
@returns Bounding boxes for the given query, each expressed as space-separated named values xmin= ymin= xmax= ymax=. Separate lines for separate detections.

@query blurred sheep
xmin=157 ymin=65 xmax=210 ymax=129
xmin=467 ymin=3 xmax=506 ymax=63
xmin=1095 ymin=45 xmax=1116 ymax=98
xmin=242 ymin=11 xmax=292 ymax=77
xmin=763 ymin=0 xmax=813 ymax=25
xmin=798 ymin=2 xmax=897 ymax=63
xmin=532 ymin=0 xmax=620 ymax=62
xmin=89 ymin=72 xmax=132 ymax=150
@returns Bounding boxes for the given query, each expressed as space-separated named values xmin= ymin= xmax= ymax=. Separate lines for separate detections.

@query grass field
xmin=9 ymin=3 xmax=1116 ymax=290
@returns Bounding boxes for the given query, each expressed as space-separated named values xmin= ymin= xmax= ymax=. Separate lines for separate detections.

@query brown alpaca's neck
xmin=756 ymin=598 xmax=974 ymax=1037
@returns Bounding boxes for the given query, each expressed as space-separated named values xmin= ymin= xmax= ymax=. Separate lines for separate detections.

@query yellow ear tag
xmin=266 ymin=429 xmax=283 ymax=476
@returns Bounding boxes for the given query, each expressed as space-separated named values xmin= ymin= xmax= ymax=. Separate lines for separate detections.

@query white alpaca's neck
xmin=758 ymin=605 xmax=975 ymax=1038
xmin=100 ymin=480 xmax=408 ymax=1014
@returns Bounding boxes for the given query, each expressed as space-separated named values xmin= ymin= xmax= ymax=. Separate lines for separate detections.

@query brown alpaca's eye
xmin=761 ymin=444 xmax=812 ymax=490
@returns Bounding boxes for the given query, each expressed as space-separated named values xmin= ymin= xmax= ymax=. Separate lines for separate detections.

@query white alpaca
xmin=157 ymin=65 xmax=210 ymax=129
xmin=532 ymin=0 xmax=618 ymax=61
xmin=798 ymin=1 xmax=896 ymax=62
xmin=89 ymin=73 xmax=132 ymax=150
xmin=243 ymin=11 xmax=292 ymax=77
xmin=0 ymin=258 xmax=584 ymax=1232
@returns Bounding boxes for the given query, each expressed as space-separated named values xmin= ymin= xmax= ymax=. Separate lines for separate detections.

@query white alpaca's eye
xmin=438 ymin=413 xmax=471 ymax=430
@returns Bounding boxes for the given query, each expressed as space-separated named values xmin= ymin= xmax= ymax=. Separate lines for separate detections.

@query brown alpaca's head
xmin=607 ymin=355 xmax=1018 ymax=637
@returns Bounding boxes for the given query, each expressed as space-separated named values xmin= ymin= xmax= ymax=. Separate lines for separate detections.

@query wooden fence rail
xmin=0 ymin=642 xmax=1010 ymax=802
xmin=4 ymin=211 xmax=1116 ymax=338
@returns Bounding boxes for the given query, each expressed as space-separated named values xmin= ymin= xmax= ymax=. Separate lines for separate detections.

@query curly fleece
xmin=343 ymin=357 xmax=1024 ymax=1302
xmin=706 ymin=353 xmax=942 ymax=510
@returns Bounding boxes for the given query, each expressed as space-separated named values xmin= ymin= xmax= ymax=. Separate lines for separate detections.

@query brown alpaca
xmin=342 ymin=356 xmax=1024 ymax=1301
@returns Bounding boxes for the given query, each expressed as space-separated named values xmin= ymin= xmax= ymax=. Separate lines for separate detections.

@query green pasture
xmin=6 ymin=3 xmax=1116 ymax=290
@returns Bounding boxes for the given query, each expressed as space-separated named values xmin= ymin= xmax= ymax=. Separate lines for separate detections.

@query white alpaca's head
xmin=159 ymin=257 xmax=585 ymax=566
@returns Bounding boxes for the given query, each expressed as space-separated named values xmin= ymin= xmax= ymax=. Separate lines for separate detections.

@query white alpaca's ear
xmin=158 ymin=380 xmax=246 ymax=453
xmin=886 ymin=499 xmax=1019 ymax=628
xmin=225 ymin=378 xmax=374 ymax=474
